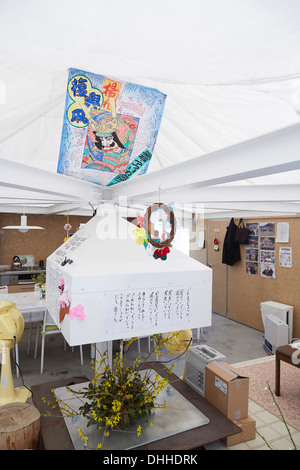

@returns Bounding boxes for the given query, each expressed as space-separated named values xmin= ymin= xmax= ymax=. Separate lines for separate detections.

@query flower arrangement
xmin=31 ymin=270 xmax=46 ymax=288
xmin=31 ymin=270 xmax=46 ymax=297
xmin=46 ymin=336 xmax=179 ymax=450
xmin=78 ymin=349 xmax=169 ymax=448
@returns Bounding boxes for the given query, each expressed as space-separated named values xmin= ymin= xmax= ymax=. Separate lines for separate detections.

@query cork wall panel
xmin=0 ymin=214 xmax=91 ymax=265
xmin=228 ymin=216 xmax=300 ymax=338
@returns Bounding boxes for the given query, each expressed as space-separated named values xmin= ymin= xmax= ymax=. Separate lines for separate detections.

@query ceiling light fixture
xmin=2 ymin=214 xmax=44 ymax=233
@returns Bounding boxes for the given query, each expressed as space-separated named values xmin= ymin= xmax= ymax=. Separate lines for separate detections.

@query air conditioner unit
xmin=185 ymin=345 xmax=226 ymax=397
xmin=264 ymin=314 xmax=289 ymax=354
xmin=260 ymin=301 xmax=293 ymax=343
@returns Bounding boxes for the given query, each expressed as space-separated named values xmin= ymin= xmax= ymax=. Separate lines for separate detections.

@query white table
xmin=4 ymin=291 xmax=46 ymax=323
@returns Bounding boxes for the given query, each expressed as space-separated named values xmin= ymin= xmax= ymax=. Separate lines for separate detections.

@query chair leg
xmin=34 ymin=323 xmax=41 ymax=359
xmin=40 ymin=334 xmax=45 ymax=374
xmin=27 ymin=322 xmax=33 ymax=355
xmin=34 ymin=322 xmax=84 ymax=373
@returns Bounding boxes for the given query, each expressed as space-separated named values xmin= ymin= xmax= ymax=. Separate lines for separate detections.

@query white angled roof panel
xmin=46 ymin=211 xmax=212 ymax=345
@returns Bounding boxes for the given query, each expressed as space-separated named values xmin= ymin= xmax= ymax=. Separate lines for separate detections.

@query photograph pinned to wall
xmin=57 ymin=68 xmax=167 ymax=187
xmin=246 ymin=248 xmax=258 ymax=262
xmin=260 ymin=223 xmax=275 ymax=278
xmin=260 ymin=263 xmax=275 ymax=279
xmin=245 ymin=223 xmax=259 ymax=274
xmin=260 ymin=249 xmax=275 ymax=264
xmin=245 ymin=261 xmax=258 ymax=275
xmin=246 ymin=223 xmax=258 ymax=237
xmin=279 ymin=247 xmax=292 ymax=268
xmin=260 ymin=222 xmax=275 ymax=238
xmin=246 ymin=236 xmax=259 ymax=249
xmin=260 ymin=237 xmax=275 ymax=251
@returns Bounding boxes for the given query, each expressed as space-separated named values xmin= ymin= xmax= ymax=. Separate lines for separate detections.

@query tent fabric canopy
xmin=0 ymin=0 xmax=300 ymax=217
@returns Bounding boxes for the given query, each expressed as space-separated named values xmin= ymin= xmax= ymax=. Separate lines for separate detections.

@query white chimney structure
xmin=46 ymin=209 xmax=212 ymax=355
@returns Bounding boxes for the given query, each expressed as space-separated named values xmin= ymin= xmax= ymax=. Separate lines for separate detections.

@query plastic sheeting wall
xmin=0 ymin=0 xmax=300 ymax=181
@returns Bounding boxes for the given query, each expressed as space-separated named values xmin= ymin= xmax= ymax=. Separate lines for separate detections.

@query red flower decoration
xmin=153 ymin=246 xmax=170 ymax=260
xmin=137 ymin=215 xmax=144 ymax=227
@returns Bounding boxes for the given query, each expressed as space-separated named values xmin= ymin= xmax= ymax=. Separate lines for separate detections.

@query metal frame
xmin=0 ymin=122 xmax=300 ymax=218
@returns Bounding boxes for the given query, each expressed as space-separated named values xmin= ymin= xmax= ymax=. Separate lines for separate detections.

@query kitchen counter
xmin=0 ymin=267 xmax=46 ymax=287
xmin=2 ymin=269 xmax=46 ymax=275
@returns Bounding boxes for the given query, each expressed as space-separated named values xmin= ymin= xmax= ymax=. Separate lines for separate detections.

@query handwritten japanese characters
xmin=105 ymin=287 xmax=192 ymax=334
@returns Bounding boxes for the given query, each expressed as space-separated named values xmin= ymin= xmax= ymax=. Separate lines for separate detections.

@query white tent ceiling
xmin=0 ymin=0 xmax=300 ymax=219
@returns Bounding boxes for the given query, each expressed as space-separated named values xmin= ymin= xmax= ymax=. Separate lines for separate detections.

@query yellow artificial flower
xmin=132 ymin=227 xmax=148 ymax=245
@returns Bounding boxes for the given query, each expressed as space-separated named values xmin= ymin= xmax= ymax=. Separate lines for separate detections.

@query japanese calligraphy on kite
xmin=57 ymin=68 xmax=166 ymax=186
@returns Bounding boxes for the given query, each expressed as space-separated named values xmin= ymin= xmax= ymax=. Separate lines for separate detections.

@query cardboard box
xmin=222 ymin=416 xmax=256 ymax=447
xmin=205 ymin=361 xmax=249 ymax=421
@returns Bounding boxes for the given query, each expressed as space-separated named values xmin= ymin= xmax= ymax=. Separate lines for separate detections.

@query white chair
xmin=17 ymin=288 xmax=44 ymax=376
xmin=25 ymin=286 xmax=44 ymax=355
xmin=34 ymin=310 xmax=83 ymax=374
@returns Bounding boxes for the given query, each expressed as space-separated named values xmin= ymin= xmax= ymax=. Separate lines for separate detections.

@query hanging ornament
xmin=133 ymin=202 xmax=176 ymax=260
xmin=64 ymin=213 xmax=72 ymax=242
xmin=58 ymin=278 xmax=70 ymax=322
xmin=214 ymin=238 xmax=219 ymax=251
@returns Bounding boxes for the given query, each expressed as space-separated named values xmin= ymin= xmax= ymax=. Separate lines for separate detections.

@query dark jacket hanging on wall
xmin=222 ymin=218 xmax=241 ymax=266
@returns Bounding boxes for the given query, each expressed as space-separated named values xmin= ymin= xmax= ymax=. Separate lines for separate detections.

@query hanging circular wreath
xmin=143 ymin=203 xmax=177 ymax=248
xmin=132 ymin=203 xmax=177 ymax=260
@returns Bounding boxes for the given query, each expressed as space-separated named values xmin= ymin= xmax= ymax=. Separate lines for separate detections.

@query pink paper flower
xmin=137 ymin=215 xmax=144 ymax=227
xmin=59 ymin=291 xmax=69 ymax=308
xmin=68 ymin=304 xmax=85 ymax=321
